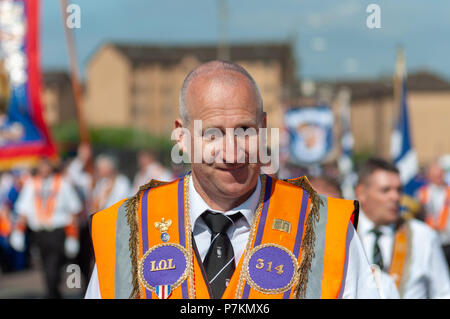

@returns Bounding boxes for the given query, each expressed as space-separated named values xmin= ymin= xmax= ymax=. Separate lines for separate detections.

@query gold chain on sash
xmin=183 ymin=174 xmax=196 ymax=299
xmin=126 ymin=179 xmax=170 ymax=298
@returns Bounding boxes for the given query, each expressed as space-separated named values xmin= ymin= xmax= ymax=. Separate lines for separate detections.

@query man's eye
xmin=235 ymin=127 xmax=256 ymax=136
xmin=203 ymin=128 xmax=222 ymax=140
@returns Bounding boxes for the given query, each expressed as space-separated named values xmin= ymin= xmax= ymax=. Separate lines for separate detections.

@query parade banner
xmin=284 ymin=106 xmax=334 ymax=165
xmin=0 ymin=0 xmax=56 ymax=170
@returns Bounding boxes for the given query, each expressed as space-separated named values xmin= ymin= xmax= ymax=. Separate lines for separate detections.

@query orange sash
xmin=0 ymin=208 xmax=11 ymax=237
xmin=33 ymin=175 xmax=62 ymax=226
xmin=388 ymin=222 xmax=411 ymax=297
xmin=91 ymin=174 xmax=358 ymax=299
xmin=91 ymin=177 xmax=116 ymax=213
xmin=419 ymin=186 xmax=450 ymax=232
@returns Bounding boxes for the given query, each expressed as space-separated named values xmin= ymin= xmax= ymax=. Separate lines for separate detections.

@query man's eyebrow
xmin=199 ymin=122 xmax=256 ymax=132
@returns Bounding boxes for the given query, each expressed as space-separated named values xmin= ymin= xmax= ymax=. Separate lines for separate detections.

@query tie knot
xmin=202 ymin=211 xmax=241 ymax=234
xmin=371 ymin=228 xmax=383 ymax=238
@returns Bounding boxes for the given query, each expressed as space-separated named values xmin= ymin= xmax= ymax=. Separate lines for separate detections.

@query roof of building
xmin=317 ymin=70 xmax=450 ymax=100
xmin=43 ymin=70 xmax=71 ymax=86
xmin=110 ymin=42 xmax=294 ymax=66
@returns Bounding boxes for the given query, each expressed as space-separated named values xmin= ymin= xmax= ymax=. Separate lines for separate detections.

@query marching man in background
xmin=10 ymin=158 xmax=82 ymax=299
xmin=355 ymin=158 xmax=450 ymax=298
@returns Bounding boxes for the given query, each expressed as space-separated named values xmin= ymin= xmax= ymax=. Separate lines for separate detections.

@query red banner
xmin=0 ymin=0 xmax=57 ymax=170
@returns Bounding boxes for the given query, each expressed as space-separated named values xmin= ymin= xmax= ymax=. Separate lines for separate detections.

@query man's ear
xmin=174 ymin=119 xmax=186 ymax=153
xmin=355 ymin=183 xmax=365 ymax=202
xmin=261 ymin=112 xmax=267 ymax=128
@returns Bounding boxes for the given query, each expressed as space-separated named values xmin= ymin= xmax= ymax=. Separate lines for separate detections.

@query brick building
xmin=83 ymin=42 xmax=299 ymax=136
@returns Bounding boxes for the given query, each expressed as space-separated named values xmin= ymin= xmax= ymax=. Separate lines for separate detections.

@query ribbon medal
xmin=138 ymin=243 xmax=189 ymax=299
xmin=244 ymin=243 xmax=299 ymax=294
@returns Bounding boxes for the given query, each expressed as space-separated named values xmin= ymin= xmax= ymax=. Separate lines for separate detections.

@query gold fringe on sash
xmin=125 ymin=175 xmax=322 ymax=299
xmin=125 ymin=179 xmax=170 ymax=299
xmin=283 ymin=176 xmax=324 ymax=299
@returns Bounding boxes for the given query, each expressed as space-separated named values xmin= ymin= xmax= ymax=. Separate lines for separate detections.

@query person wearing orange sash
xmin=416 ymin=160 xmax=450 ymax=267
xmin=86 ymin=61 xmax=379 ymax=299
xmin=91 ymin=154 xmax=130 ymax=213
xmin=356 ymin=158 xmax=450 ymax=298
xmin=10 ymin=158 xmax=82 ymax=298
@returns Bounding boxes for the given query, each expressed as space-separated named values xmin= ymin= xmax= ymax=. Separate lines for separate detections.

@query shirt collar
xmin=358 ymin=210 xmax=395 ymax=236
xmin=189 ymin=174 xmax=262 ymax=230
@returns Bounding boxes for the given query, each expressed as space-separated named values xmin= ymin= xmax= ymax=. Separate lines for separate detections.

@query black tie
xmin=202 ymin=210 xmax=242 ymax=298
xmin=371 ymin=228 xmax=384 ymax=270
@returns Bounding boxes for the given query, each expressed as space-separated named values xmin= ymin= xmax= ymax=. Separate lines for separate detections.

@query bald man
xmin=86 ymin=61 xmax=379 ymax=299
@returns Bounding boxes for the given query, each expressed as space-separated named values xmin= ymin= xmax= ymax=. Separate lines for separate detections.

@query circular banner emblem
xmin=138 ymin=243 xmax=188 ymax=292
xmin=243 ymin=243 xmax=299 ymax=294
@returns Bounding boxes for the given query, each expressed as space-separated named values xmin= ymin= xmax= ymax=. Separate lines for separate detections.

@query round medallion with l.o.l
xmin=243 ymin=243 xmax=299 ymax=294
xmin=138 ymin=243 xmax=189 ymax=294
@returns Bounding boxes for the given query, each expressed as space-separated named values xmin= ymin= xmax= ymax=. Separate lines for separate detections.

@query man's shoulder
xmin=137 ymin=177 xmax=180 ymax=191
xmin=407 ymin=218 xmax=440 ymax=244
xmin=277 ymin=175 xmax=323 ymax=199
xmin=276 ymin=175 xmax=358 ymax=226
xmin=91 ymin=198 xmax=128 ymax=220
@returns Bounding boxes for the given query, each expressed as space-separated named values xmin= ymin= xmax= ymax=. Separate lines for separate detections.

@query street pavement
xmin=0 ymin=255 xmax=86 ymax=299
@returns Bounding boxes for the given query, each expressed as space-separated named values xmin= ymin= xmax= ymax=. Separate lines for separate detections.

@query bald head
xmin=179 ymin=61 xmax=263 ymax=125
xmin=427 ymin=160 xmax=445 ymax=186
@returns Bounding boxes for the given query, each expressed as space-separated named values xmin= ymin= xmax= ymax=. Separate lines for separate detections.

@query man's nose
xmin=391 ymin=189 xmax=401 ymax=202
xmin=222 ymin=133 xmax=239 ymax=163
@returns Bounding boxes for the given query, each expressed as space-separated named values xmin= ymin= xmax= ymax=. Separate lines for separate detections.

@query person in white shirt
xmin=11 ymin=158 xmax=82 ymax=298
xmin=65 ymin=143 xmax=95 ymax=294
xmin=307 ymin=175 xmax=399 ymax=299
xmin=91 ymin=154 xmax=130 ymax=213
xmin=416 ymin=160 xmax=450 ymax=268
xmin=86 ymin=172 xmax=380 ymax=299
xmin=85 ymin=60 xmax=380 ymax=299
xmin=355 ymin=157 xmax=450 ymax=298
xmin=131 ymin=150 xmax=175 ymax=194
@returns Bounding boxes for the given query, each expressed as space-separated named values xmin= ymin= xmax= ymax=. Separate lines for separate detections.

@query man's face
xmin=178 ymin=72 xmax=265 ymax=200
xmin=428 ymin=163 xmax=445 ymax=186
xmin=96 ymin=159 xmax=114 ymax=179
xmin=37 ymin=161 xmax=53 ymax=178
xmin=356 ymin=169 xmax=402 ymax=226
xmin=138 ymin=152 xmax=153 ymax=170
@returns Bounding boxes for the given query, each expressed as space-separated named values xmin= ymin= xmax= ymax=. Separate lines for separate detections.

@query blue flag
xmin=390 ymin=56 xmax=420 ymax=196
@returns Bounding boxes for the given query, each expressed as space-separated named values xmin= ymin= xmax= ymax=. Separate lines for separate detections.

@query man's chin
xmin=214 ymin=165 xmax=250 ymax=182
xmin=217 ymin=183 xmax=255 ymax=199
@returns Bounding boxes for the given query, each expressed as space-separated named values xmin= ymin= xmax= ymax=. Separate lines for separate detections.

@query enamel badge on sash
xmin=155 ymin=218 xmax=172 ymax=242
xmin=243 ymin=243 xmax=299 ymax=294
xmin=138 ymin=243 xmax=189 ymax=299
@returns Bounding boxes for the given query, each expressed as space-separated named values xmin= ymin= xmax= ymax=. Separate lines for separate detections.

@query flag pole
xmin=59 ymin=0 xmax=90 ymax=146
xmin=394 ymin=46 xmax=405 ymax=117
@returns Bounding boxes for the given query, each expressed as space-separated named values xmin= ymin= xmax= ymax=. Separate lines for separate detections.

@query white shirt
xmin=370 ymin=265 xmax=400 ymax=299
xmin=358 ymin=211 xmax=450 ymax=298
xmin=15 ymin=176 xmax=82 ymax=232
xmin=91 ymin=175 xmax=130 ymax=213
xmin=85 ymin=175 xmax=380 ymax=299
xmin=66 ymin=158 xmax=93 ymax=202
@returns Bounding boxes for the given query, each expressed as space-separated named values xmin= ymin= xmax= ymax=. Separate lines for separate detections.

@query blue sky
xmin=41 ymin=0 xmax=450 ymax=82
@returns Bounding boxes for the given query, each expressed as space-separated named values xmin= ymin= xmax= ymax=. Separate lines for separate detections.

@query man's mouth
xmin=215 ymin=163 xmax=246 ymax=171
